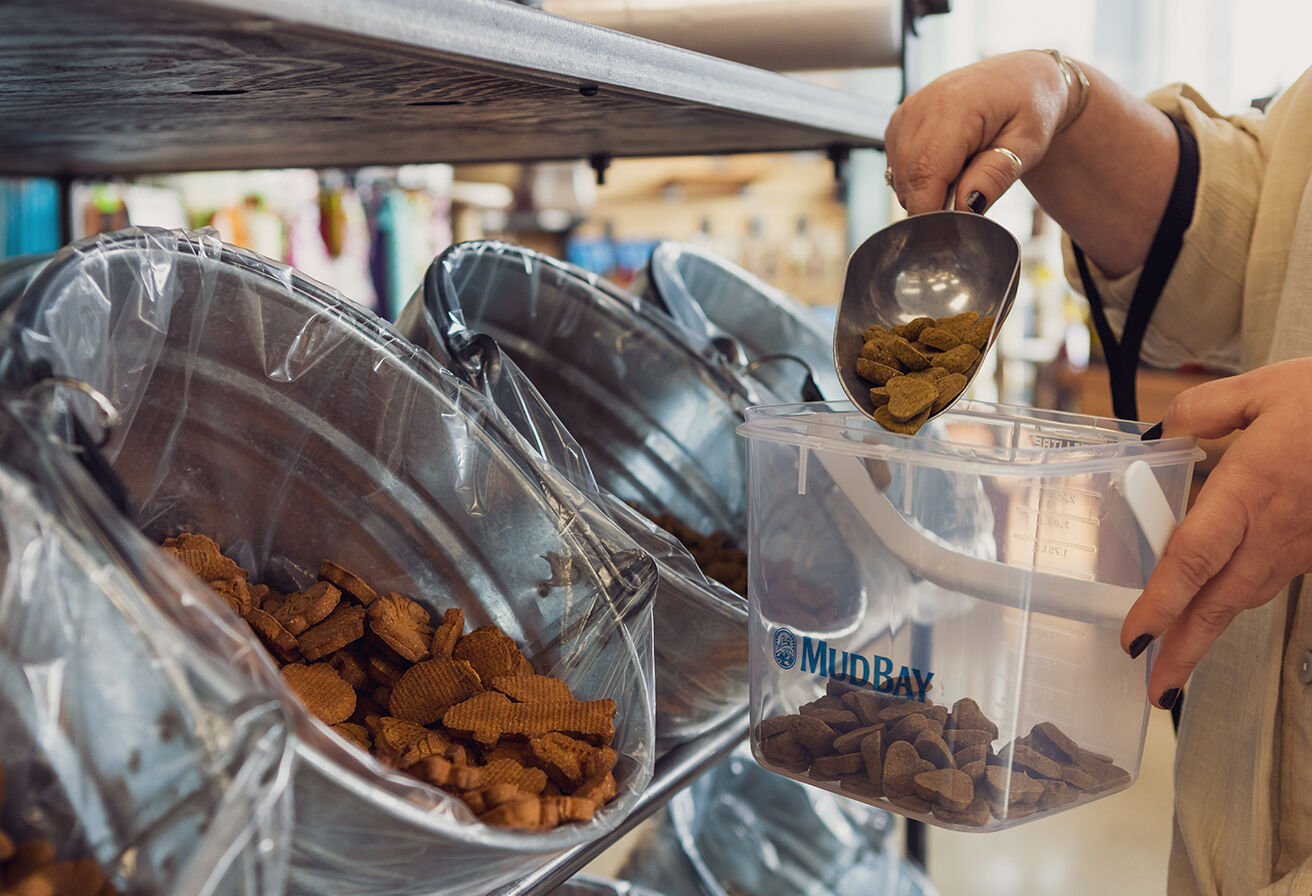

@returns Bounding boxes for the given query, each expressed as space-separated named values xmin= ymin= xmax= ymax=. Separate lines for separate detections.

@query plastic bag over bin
xmin=620 ymin=744 xmax=935 ymax=896
xmin=3 ymin=227 xmax=658 ymax=896
xmin=396 ymin=240 xmax=787 ymax=748
xmin=547 ymin=874 xmax=672 ymax=896
xmin=634 ymin=241 xmax=842 ymax=403
xmin=0 ymin=391 xmax=295 ymax=895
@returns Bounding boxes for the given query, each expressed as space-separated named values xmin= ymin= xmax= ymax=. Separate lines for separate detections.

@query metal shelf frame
xmin=0 ymin=0 xmax=891 ymax=177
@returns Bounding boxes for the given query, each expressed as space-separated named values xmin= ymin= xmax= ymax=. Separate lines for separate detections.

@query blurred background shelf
xmin=0 ymin=0 xmax=891 ymax=177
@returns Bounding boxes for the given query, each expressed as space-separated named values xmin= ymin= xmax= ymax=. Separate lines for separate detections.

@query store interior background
xmin=2 ymin=1 xmax=1309 ymax=893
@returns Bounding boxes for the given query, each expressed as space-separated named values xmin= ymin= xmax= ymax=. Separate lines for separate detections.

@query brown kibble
xmin=399 ymin=728 xmax=458 ymax=767
xmin=282 ymin=663 xmax=356 ymax=726
xmin=798 ymin=706 xmax=859 ymax=732
xmin=298 ymin=603 xmax=367 ymax=662
xmin=903 ymin=316 xmax=936 ymax=339
xmin=947 ymin=698 xmax=999 ymax=739
xmin=965 ymin=316 xmax=995 ymax=350
xmin=266 ymin=581 xmax=341 ymax=636
xmin=953 ymin=744 xmax=990 ymax=768
xmin=330 ymin=722 xmax=372 ymax=751
xmin=810 ymin=752 xmax=865 ymax=779
xmin=1038 ymin=778 xmax=1079 ymax=810
xmin=327 ymin=645 xmax=371 ymax=691
xmin=841 ymin=773 xmax=884 ymax=801
xmin=759 ymin=730 xmax=811 ymax=770
xmin=492 ymin=674 xmax=574 ymax=704
xmin=430 ymin=607 xmax=464 ymax=658
xmin=862 ymin=324 xmax=889 ymax=342
xmin=882 ymin=740 xmax=922 ymax=796
xmin=453 ymin=628 xmax=531 ymax=683
xmin=887 ymin=791 xmax=934 ymax=815
xmin=366 ymin=652 xmax=407 ymax=688
xmin=574 ymin=769 xmax=617 ymax=805
xmin=481 ymin=758 xmax=549 ymax=795
xmin=443 ymin=691 xmax=616 ymax=746
xmin=408 ymin=754 xmax=484 ymax=791
xmin=887 ymin=712 xmax=936 ymax=744
xmin=914 ymin=767 xmax=974 ymax=811
xmin=1079 ymin=755 xmax=1132 ymax=792
xmin=1003 ymin=743 xmax=1063 ymax=780
xmin=210 ymin=577 xmax=254 ymax=617
xmin=318 ymin=560 xmax=378 ymax=606
xmin=789 ymin=715 xmax=839 ymax=757
xmin=984 ymin=766 xmax=1044 ymax=806
xmin=856 ymin=358 xmax=901 ymax=385
xmin=367 ymin=716 xmax=431 ymax=761
xmin=885 ymin=377 xmax=938 ymax=422
xmin=844 ymin=691 xmax=894 ymax=725
xmin=543 ymin=795 xmax=598 ymax=824
xmin=933 ymin=792 xmax=991 ymax=827
xmin=388 ymin=658 xmax=484 ymax=725
xmin=932 ymin=372 xmax=969 ymax=414
xmin=868 ymin=386 xmax=890 ymax=408
xmin=243 ymin=608 xmax=302 ymax=664
xmin=889 ymin=336 xmax=932 ymax=371
xmin=937 ymin=311 xmax=980 ymax=338
xmin=944 ymin=728 xmax=995 ymax=751
xmin=832 ymin=724 xmax=883 ymax=754
xmin=961 ymin=759 xmax=987 ymax=784
xmin=478 ymin=795 xmax=547 ymax=830
xmin=529 ymin=732 xmax=618 ymax=789
xmin=1029 ymin=721 xmax=1081 ymax=765
xmin=873 ymin=405 xmax=930 ymax=435
xmin=914 ymin=731 xmax=955 ymax=770
xmin=860 ymin=338 xmax=899 ymax=367
xmin=929 ymin=343 xmax=981 ymax=374
xmin=918 ymin=326 xmax=963 ymax=351
xmin=758 ymin=714 xmax=799 ymax=740
xmin=859 ymin=729 xmax=885 ymax=781
xmin=367 ymin=593 xmax=434 ymax=663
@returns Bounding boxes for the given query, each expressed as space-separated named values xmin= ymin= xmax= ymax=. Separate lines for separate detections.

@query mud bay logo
xmin=771 ymin=627 xmax=934 ymax=702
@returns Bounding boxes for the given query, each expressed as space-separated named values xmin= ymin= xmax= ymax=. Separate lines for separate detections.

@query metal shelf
xmin=484 ymin=708 xmax=750 ymax=896
xmin=0 ymin=0 xmax=891 ymax=177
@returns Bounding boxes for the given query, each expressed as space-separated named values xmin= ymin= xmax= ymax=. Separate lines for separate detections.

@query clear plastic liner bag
xmin=3 ymin=226 xmax=658 ymax=895
xmin=633 ymin=241 xmax=842 ymax=403
xmin=395 ymin=241 xmax=776 ymax=749
xmin=621 ymin=744 xmax=937 ymax=896
xmin=0 ymin=393 xmax=295 ymax=896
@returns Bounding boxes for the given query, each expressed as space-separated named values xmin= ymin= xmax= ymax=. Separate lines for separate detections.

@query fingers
xmin=1158 ymin=375 xmax=1260 ymax=440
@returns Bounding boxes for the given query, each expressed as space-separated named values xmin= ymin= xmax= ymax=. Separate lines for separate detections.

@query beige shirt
xmin=1063 ymin=67 xmax=1312 ymax=895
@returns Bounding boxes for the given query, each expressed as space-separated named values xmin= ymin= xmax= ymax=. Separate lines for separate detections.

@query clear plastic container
xmin=737 ymin=400 xmax=1203 ymax=832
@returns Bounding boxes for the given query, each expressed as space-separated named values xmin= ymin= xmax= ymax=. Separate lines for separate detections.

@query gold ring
xmin=884 ymin=167 xmax=895 ymax=187
xmin=990 ymin=146 xmax=1023 ymax=177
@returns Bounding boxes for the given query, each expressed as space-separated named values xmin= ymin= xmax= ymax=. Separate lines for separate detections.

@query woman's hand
xmin=1125 ymin=358 xmax=1312 ymax=708
xmin=884 ymin=50 xmax=1073 ymax=215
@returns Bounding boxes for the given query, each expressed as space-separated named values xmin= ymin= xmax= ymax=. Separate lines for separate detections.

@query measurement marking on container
xmin=1009 ymin=534 xmax=1097 ymax=553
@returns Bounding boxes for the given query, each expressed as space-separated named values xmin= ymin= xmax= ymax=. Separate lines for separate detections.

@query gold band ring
xmin=990 ymin=146 xmax=1023 ymax=177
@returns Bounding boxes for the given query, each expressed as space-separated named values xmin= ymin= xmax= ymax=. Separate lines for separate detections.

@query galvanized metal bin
xmin=5 ymin=227 xmax=658 ymax=896
xmin=396 ymin=241 xmax=786 ymax=749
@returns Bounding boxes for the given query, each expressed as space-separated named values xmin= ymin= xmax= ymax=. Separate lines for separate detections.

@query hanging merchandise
xmin=3 ymin=226 xmax=658 ymax=896
xmin=0 ymin=178 xmax=60 ymax=259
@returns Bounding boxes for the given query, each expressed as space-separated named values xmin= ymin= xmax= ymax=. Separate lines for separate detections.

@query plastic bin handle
xmin=813 ymin=448 xmax=1146 ymax=626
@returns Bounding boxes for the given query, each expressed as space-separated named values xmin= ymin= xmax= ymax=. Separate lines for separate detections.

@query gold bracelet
xmin=1039 ymin=48 xmax=1091 ymax=135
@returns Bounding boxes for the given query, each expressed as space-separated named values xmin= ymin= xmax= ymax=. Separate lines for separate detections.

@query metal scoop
xmin=834 ymin=206 xmax=1022 ymax=424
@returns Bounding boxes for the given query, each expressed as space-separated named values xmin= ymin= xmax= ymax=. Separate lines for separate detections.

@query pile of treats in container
xmin=854 ymin=311 xmax=994 ymax=434
xmin=757 ymin=681 xmax=1129 ymax=827
xmin=161 ymin=533 xmax=620 ymax=832
xmin=0 ymin=769 xmax=120 ymax=896
xmin=645 ymin=511 xmax=748 ymax=597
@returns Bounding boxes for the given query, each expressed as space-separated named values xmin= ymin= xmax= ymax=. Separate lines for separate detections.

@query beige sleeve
xmin=1061 ymin=83 xmax=1266 ymax=373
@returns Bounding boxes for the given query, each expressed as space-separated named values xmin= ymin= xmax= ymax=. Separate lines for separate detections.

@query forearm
xmin=1023 ymin=61 xmax=1179 ymax=278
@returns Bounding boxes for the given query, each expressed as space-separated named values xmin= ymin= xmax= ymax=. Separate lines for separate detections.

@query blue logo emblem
xmin=773 ymin=628 xmax=797 ymax=670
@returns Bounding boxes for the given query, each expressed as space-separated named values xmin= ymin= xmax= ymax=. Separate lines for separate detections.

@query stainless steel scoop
xmin=834 ymin=209 xmax=1022 ymax=424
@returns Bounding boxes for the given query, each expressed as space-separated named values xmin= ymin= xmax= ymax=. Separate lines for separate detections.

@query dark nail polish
xmin=966 ymin=190 xmax=987 ymax=214
xmin=1140 ymin=421 xmax=1163 ymax=441
xmin=1158 ymin=687 xmax=1181 ymax=711
xmin=1128 ymin=633 xmax=1153 ymax=659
